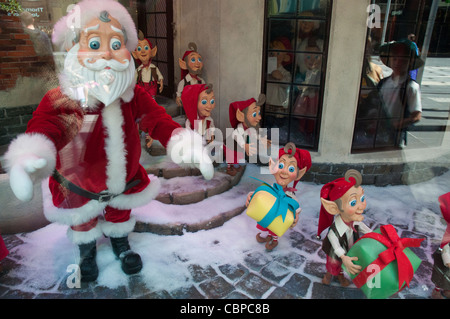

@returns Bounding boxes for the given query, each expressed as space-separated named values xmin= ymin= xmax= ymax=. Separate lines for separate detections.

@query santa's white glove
xmin=4 ymin=133 xmax=57 ymax=202
xmin=9 ymin=155 xmax=48 ymax=202
xmin=167 ymin=128 xmax=214 ymax=180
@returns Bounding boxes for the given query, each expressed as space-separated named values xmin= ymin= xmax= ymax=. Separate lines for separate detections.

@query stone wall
xmin=302 ymin=155 xmax=449 ymax=186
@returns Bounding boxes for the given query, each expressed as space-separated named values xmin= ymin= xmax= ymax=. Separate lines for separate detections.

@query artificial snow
xmin=2 ymin=163 xmax=449 ymax=298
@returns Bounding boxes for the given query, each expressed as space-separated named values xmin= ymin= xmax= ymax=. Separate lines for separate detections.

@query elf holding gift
xmin=317 ymin=169 xmax=372 ymax=287
xmin=225 ymin=94 xmax=270 ymax=176
xmin=431 ymin=192 xmax=450 ymax=299
xmin=176 ymin=42 xmax=205 ymax=107
xmin=246 ymin=142 xmax=311 ymax=251
xmin=181 ymin=83 xmax=216 ymax=144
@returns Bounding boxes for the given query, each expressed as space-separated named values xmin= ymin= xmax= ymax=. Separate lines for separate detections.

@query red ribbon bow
xmin=353 ymin=224 xmax=424 ymax=290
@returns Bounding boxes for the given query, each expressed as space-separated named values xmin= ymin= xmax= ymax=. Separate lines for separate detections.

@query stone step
xmin=134 ymin=205 xmax=246 ymax=236
xmin=154 ymin=165 xmax=246 ymax=205
xmin=133 ymin=166 xmax=255 ymax=236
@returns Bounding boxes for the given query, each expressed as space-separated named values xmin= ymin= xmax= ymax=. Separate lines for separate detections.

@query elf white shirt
xmin=327 ymin=215 xmax=372 ymax=258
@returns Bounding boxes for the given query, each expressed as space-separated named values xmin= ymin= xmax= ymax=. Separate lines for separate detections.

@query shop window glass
xmin=263 ymin=0 xmax=331 ymax=150
xmin=352 ymin=0 xmax=450 ymax=152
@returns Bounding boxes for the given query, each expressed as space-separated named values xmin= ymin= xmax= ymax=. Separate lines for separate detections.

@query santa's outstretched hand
xmin=5 ymin=133 xmax=57 ymax=202
xmin=9 ymin=156 xmax=47 ymax=202
xmin=167 ymin=128 xmax=214 ymax=180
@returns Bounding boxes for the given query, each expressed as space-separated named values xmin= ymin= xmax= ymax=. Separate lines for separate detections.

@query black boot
xmin=110 ymin=236 xmax=142 ymax=275
xmin=78 ymin=241 xmax=98 ymax=282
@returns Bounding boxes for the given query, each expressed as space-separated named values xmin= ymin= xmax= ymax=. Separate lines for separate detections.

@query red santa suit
xmin=6 ymin=85 xmax=182 ymax=244
xmin=0 ymin=234 xmax=8 ymax=261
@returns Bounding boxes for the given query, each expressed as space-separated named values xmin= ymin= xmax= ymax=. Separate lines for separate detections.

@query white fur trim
xmin=102 ymin=100 xmax=127 ymax=194
xmin=4 ymin=133 xmax=57 ymax=181
xmin=42 ymin=180 xmax=106 ymax=226
xmin=108 ymin=175 xmax=161 ymax=210
xmin=42 ymin=175 xmax=159 ymax=226
xmin=52 ymin=0 xmax=138 ymax=52
xmin=67 ymin=222 xmax=104 ymax=245
xmin=101 ymin=217 xmax=136 ymax=238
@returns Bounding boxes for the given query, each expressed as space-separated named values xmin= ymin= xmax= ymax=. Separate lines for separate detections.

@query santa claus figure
xmin=4 ymin=0 xmax=213 ymax=282
xmin=181 ymin=83 xmax=216 ymax=144
xmin=176 ymin=42 xmax=205 ymax=107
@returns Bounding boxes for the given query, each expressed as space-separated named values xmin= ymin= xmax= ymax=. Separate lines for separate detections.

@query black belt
xmin=52 ymin=170 xmax=141 ymax=203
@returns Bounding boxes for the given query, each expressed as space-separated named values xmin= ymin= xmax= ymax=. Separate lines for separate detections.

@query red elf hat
xmin=438 ymin=192 xmax=450 ymax=249
xmin=229 ymin=98 xmax=256 ymax=129
xmin=278 ymin=145 xmax=311 ymax=189
xmin=317 ymin=175 xmax=358 ymax=238
xmin=181 ymin=83 xmax=210 ymax=130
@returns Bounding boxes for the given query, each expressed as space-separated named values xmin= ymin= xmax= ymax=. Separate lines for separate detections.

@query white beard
xmin=60 ymin=44 xmax=135 ymax=107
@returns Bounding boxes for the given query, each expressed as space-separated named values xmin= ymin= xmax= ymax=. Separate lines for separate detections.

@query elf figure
xmin=132 ymin=30 xmax=163 ymax=98
xmin=246 ymin=142 xmax=311 ymax=251
xmin=317 ymin=169 xmax=371 ymax=287
xmin=431 ymin=192 xmax=450 ymax=299
xmin=176 ymin=42 xmax=205 ymax=107
xmin=4 ymin=0 xmax=213 ymax=283
xmin=181 ymin=83 xmax=216 ymax=144
xmin=225 ymin=94 xmax=270 ymax=176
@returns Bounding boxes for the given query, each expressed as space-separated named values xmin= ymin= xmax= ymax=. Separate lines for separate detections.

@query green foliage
xmin=0 ymin=0 xmax=23 ymax=15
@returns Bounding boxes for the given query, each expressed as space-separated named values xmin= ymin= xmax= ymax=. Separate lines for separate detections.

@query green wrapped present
xmin=343 ymin=224 xmax=424 ymax=299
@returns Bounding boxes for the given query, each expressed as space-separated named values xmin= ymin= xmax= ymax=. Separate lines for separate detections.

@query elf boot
xmin=79 ymin=241 xmax=98 ymax=282
xmin=110 ymin=236 xmax=142 ymax=275
xmin=256 ymin=233 xmax=271 ymax=243
xmin=322 ymin=272 xmax=332 ymax=285
xmin=265 ymin=237 xmax=278 ymax=251
xmin=337 ymin=274 xmax=350 ymax=287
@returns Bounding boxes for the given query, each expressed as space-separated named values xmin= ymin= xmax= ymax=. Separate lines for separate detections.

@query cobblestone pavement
xmin=0 ymin=202 xmax=444 ymax=300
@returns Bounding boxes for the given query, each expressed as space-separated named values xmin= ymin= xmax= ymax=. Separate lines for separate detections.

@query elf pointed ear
xmin=268 ymin=158 xmax=278 ymax=174
xmin=179 ymin=58 xmax=187 ymax=70
xmin=320 ymin=198 xmax=341 ymax=216
xmin=236 ymin=108 xmax=245 ymax=123
xmin=150 ymin=45 xmax=158 ymax=58
xmin=296 ymin=166 xmax=307 ymax=181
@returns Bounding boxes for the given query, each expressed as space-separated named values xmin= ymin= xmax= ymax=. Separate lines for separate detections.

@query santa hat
xmin=317 ymin=175 xmax=358 ymax=238
xmin=278 ymin=146 xmax=311 ymax=189
xmin=181 ymin=83 xmax=210 ymax=129
xmin=52 ymin=0 xmax=138 ymax=52
xmin=438 ymin=192 xmax=450 ymax=249
xmin=229 ymin=98 xmax=256 ymax=129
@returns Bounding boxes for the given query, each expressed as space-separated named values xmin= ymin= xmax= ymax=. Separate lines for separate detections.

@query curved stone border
xmin=134 ymin=205 xmax=246 ymax=236
xmin=153 ymin=166 xmax=246 ymax=205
